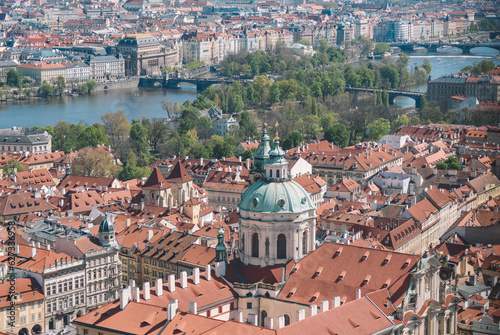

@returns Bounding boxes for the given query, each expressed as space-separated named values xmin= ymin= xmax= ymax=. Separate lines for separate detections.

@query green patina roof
xmin=239 ymin=179 xmax=315 ymax=214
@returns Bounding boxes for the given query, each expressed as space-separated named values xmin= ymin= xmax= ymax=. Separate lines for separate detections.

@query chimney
xmin=46 ymin=244 xmax=50 ymax=251
xmin=189 ymin=301 xmax=197 ymax=314
xmin=155 ymin=278 xmax=163 ymax=297
xmin=129 ymin=279 xmax=135 ymax=288
xmin=320 ymin=300 xmax=329 ymax=313
xmin=277 ymin=316 xmax=285 ymax=329
xmin=132 ymin=286 xmax=140 ymax=302
xmin=245 ymin=158 xmax=250 ymax=170
xmin=120 ymin=287 xmax=130 ymax=310
xmin=356 ymin=289 xmax=361 ymax=300
xmin=296 ymin=308 xmax=305 ymax=322
xmin=310 ymin=304 xmax=317 ymax=316
xmin=36 ymin=242 xmax=40 ymax=248
xmin=168 ymin=299 xmax=178 ymax=321
xmin=126 ymin=217 xmax=131 ymax=227
xmin=264 ymin=317 xmax=274 ymax=329
xmin=143 ymin=282 xmax=150 ymax=301
xmin=31 ymin=246 xmax=36 ymax=259
xmin=146 ymin=230 xmax=153 ymax=241
xmin=234 ymin=311 xmax=243 ymax=323
xmin=15 ymin=245 xmax=19 ymax=255
xmin=332 ymin=296 xmax=341 ymax=308
xmin=469 ymin=274 xmax=477 ymax=286
xmin=180 ymin=271 xmax=187 ymax=289
xmin=247 ymin=314 xmax=258 ymax=326
xmin=200 ymin=157 xmax=203 ymax=165
xmin=168 ymin=274 xmax=176 ymax=293
xmin=463 ymin=300 xmax=469 ymax=310
xmin=205 ymin=264 xmax=211 ymax=281
xmin=193 ymin=267 xmax=200 ymax=285
xmin=140 ymin=201 xmax=145 ymax=211
xmin=125 ymin=183 xmax=129 ymax=190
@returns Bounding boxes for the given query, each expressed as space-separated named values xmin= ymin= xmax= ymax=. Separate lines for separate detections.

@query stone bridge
xmin=139 ymin=76 xmax=234 ymax=91
xmin=345 ymin=87 xmax=424 ymax=108
xmin=392 ymin=42 xmax=500 ymax=54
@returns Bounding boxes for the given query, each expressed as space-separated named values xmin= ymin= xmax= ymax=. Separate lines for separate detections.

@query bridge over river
xmin=139 ymin=76 xmax=235 ymax=91
xmin=345 ymin=87 xmax=424 ymax=108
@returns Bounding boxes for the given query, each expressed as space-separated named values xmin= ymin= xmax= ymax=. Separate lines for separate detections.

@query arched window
xmin=302 ymin=230 xmax=308 ymax=255
xmin=261 ymin=310 xmax=268 ymax=327
xmin=252 ymin=233 xmax=259 ymax=258
xmin=269 ymin=169 xmax=273 ymax=178
xmin=284 ymin=314 xmax=290 ymax=326
xmin=277 ymin=234 xmax=286 ymax=259
xmin=276 ymin=169 xmax=280 ymax=178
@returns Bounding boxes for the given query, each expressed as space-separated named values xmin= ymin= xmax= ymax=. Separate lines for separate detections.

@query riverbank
xmin=95 ymin=79 xmax=140 ymax=92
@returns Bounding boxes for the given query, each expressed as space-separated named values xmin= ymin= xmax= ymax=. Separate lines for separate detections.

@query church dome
xmin=239 ymin=179 xmax=315 ymax=214
xmin=99 ymin=213 xmax=115 ymax=233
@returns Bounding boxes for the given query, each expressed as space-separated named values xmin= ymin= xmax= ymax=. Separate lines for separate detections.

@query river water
xmin=1 ymin=47 xmax=499 ymax=128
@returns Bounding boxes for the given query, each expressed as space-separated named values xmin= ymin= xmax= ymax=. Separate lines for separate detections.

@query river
xmin=1 ymin=47 xmax=499 ymax=128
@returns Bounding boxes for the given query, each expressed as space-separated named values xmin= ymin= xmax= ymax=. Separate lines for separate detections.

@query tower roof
xmin=142 ymin=168 xmax=171 ymax=190
xmin=166 ymin=161 xmax=193 ymax=183
xmin=98 ymin=212 xmax=115 ymax=233
xmin=239 ymin=178 xmax=315 ymax=214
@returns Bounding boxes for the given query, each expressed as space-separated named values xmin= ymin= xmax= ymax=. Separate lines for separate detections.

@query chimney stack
xmin=126 ymin=217 xmax=131 ymax=227
xmin=296 ymin=308 xmax=305 ymax=322
xmin=193 ymin=267 xmax=200 ymax=285
xmin=143 ymin=282 xmax=150 ymax=301
xmin=234 ymin=311 xmax=243 ymax=323
xmin=247 ymin=314 xmax=258 ymax=326
xmin=120 ymin=287 xmax=130 ymax=310
xmin=31 ymin=246 xmax=36 ymax=259
xmin=180 ymin=271 xmax=187 ymax=289
xmin=189 ymin=301 xmax=197 ymax=314
xmin=332 ymin=296 xmax=341 ymax=308
xmin=132 ymin=286 xmax=140 ymax=302
xmin=264 ymin=317 xmax=274 ymax=329
xmin=129 ymin=279 xmax=135 ymax=288
xmin=205 ymin=264 xmax=211 ymax=281
xmin=155 ymin=278 xmax=163 ymax=297
xmin=15 ymin=245 xmax=19 ymax=255
xmin=277 ymin=316 xmax=285 ymax=329
xmin=356 ymin=289 xmax=362 ymax=300
xmin=168 ymin=274 xmax=176 ymax=293
xmin=320 ymin=300 xmax=329 ymax=313
xmin=310 ymin=304 xmax=317 ymax=316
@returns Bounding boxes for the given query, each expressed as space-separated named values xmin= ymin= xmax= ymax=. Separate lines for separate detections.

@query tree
xmin=117 ymin=165 xmax=137 ymax=181
xmin=396 ymin=52 xmax=410 ymax=69
xmin=213 ymin=140 xmax=235 ymax=159
xmin=367 ymin=118 xmax=391 ymax=141
xmin=85 ymin=80 xmax=97 ymax=94
xmin=374 ymin=42 xmax=391 ymax=55
xmin=461 ymin=60 xmax=495 ymax=74
xmin=299 ymin=39 xmax=311 ymax=46
xmin=130 ymin=121 xmax=149 ymax=152
xmin=422 ymin=58 xmax=432 ymax=75
xmin=382 ymin=90 xmax=389 ymax=106
xmin=228 ymin=93 xmax=244 ymax=114
xmin=391 ymin=115 xmax=410 ymax=131
xmin=72 ymin=147 xmax=118 ymax=178
xmin=324 ymin=124 xmax=349 ymax=148
xmin=355 ymin=36 xmax=373 ymax=57
xmin=436 ymin=161 xmax=448 ymax=170
xmin=2 ymin=160 xmax=25 ymax=176
xmin=6 ymin=69 xmax=23 ymax=87
xmin=56 ymin=76 xmax=66 ymax=95
xmin=283 ymin=131 xmax=303 ymax=150
xmin=78 ymin=124 xmax=108 ymax=148
xmin=39 ymin=81 xmax=54 ymax=97
xmin=445 ymin=156 xmax=461 ymax=171
xmin=101 ymin=110 xmax=131 ymax=149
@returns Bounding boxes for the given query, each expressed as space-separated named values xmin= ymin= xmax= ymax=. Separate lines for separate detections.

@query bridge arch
xmin=391 ymin=95 xmax=417 ymax=108
xmin=469 ymin=46 xmax=500 ymax=55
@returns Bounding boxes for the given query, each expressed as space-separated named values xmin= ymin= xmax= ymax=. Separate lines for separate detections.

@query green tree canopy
xmin=324 ymin=124 xmax=349 ymax=148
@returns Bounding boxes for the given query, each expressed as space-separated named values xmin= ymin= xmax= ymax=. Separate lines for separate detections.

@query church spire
xmin=215 ymin=225 xmax=227 ymax=263
xmin=253 ymin=124 xmax=271 ymax=174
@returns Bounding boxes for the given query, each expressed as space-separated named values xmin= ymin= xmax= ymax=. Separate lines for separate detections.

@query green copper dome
xmin=239 ymin=179 xmax=315 ymax=214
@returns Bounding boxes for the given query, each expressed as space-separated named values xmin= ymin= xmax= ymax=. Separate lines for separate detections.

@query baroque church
xmin=210 ymin=125 xmax=460 ymax=333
